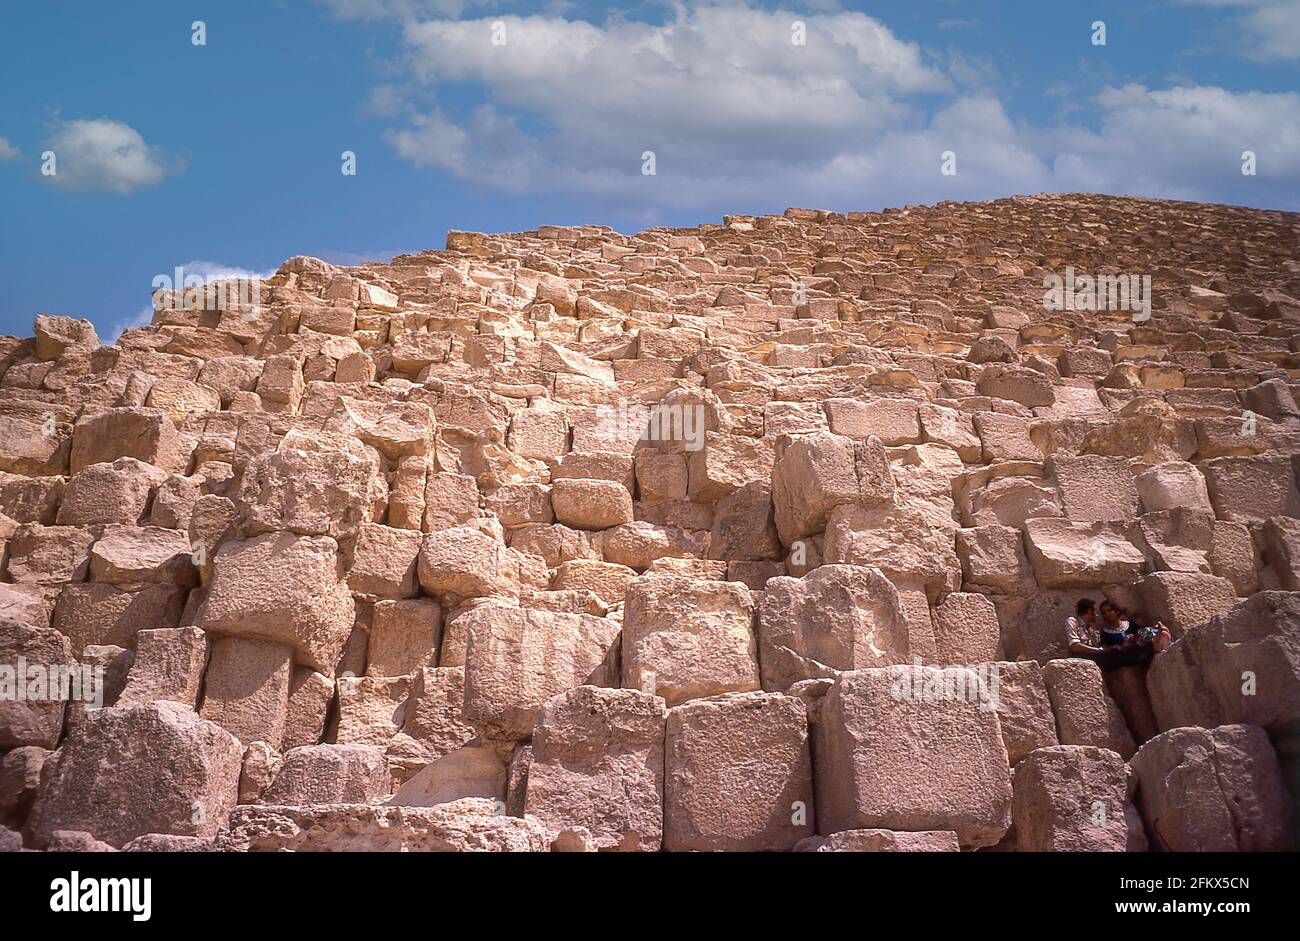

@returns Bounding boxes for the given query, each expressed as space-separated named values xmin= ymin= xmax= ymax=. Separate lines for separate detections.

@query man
xmin=1066 ymin=598 xmax=1105 ymax=659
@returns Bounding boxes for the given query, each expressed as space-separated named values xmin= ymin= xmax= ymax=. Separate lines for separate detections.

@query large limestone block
xmin=116 ymin=626 xmax=208 ymax=709
xmin=27 ymin=701 xmax=242 ymax=848
xmin=1134 ymin=571 xmax=1238 ymax=634
xmin=989 ymin=660 xmax=1059 ymax=765
xmin=1202 ymin=454 xmax=1300 ymax=522
xmin=237 ymin=443 xmax=379 ymax=538
xmin=385 ymin=667 xmax=477 ymax=782
xmin=709 ymin=480 xmax=782 ymax=561
xmin=336 ymin=674 xmax=411 ymax=747
xmin=197 ymin=532 xmax=355 ymax=673
xmin=686 ymin=431 xmax=774 ymax=502
xmin=222 ymin=799 xmax=547 ymax=852
xmin=1023 ymin=518 xmax=1146 ymax=588
xmin=1135 ymin=461 xmax=1212 ymax=513
xmin=347 ymin=522 xmax=421 ymax=598
xmin=956 ymin=524 xmax=1034 ymax=594
xmin=1047 ymin=454 xmax=1140 ymax=522
xmin=52 ymin=581 xmax=186 ymax=650
xmin=70 ymin=407 xmax=189 ymax=475
xmin=262 ymin=744 xmax=390 ymax=804
xmin=933 ymin=592 xmax=1002 ymax=663
xmin=757 ymin=564 xmax=909 ymax=692
xmin=525 ymin=686 xmax=667 ymax=851
xmin=4 ymin=523 xmax=94 ymax=585
xmin=368 ymin=598 xmax=440 ymax=677
xmin=814 ymin=666 xmax=1012 ymax=849
xmin=199 ymin=636 xmax=293 ymax=748
xmin=388 ymin=740 xmax=509 ymax=807
xmin=550 ymin=478 xmax=634 ymax=530
xmin=0 ymin=413 xmax=71 ymax=477
xmin=823 ymin=504 xmax=961 ymax=598
xmin=665 ymin=691 xmax=815 ymax=852
xmin=0 ymin=622 xmax=74 ymax=749
xmin=1012 ymin=745 xmax=1135 ymax=851
xmin=1041 ymin=659 xmax=1136 ymax=758
xmin=1130 ymin=724 xmax=1295 ymax=851
xmin=417 ymin=526 xmax=527 ymax=601
xmin=88 ymin=524 xmax=196 ymax=589
xmin=622 ymin=574 xmax=759 ymax=707
xmin=823 ymin=396 xmax=921 ymax=446
xmin=34 ymin=313 xmax=98 ymax=360
xmin=1146 ymin=591 xmax=1300 ymax=737
xmin=771 ymin=432 xmax=894 ymax=544
xmin=462 ymin=605 xmax=621 ymax=740
xmin=57 ymin=457 xmax=168 ymax=526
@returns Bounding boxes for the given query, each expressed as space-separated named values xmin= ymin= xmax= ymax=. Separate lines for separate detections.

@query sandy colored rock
xmin=1041 ymin=658 xmax=1136 ymax=759
xmin=1012 ymin=745 xmax=1136 ymax=851
xmin=262 ymin=744 xmax=391 ymax=804
xmin=665 ymin=691 xmax=814 ymax=851
xmin=814 ymin=666 xmax=1011 ymax=848
xmin=623 ymin=573 xmax=759 ymax=706
xmin=27 ymin=701 xmax=242 ymax=848
xmin=1130 ymin=724 xmax=1295 ymax=851
xmin=198 ymin=532 xmax=354 ymax=672
xmin=199 ymin=636 xmax=293 ymax=747
xmin=526 ymin=686 xmax=667 ymax=851
xmin=462 ymin=605 xmax=621 ymax=739
xmin=757 ymin=564 xmax=909 ymax=691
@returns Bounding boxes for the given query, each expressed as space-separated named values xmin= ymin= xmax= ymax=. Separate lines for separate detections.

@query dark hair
xmin=1076 ymin=598 xmax=1096 ymax=616
xmin=1099 ymin=600 xmax=1117 ymax=613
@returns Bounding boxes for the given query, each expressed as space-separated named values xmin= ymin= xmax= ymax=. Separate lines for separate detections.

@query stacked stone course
xmin=2 ymin=194 xmax=1299 ymax=851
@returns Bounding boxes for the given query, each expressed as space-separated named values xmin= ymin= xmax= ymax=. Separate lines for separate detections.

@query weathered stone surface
xmin=794 ymin=829 xmax=960 ymax=852
xmin=197 ymin=532 xmax=354 ymax=672
xmin=462 ymin=605 xmax=621 ymax=739
xmin=221 ymin=799 xmax=548 ymax=851
xmin=622 ymin=574 xmax=759 ymax=707
xmin=757 ymin=564 xmax=909 ymax=691
xmin=771 ymin=431 xmax=894 ymax=544
xmin=1012 ymin=745 xmax=1136 ymax=851
xmin=1041 ymin=659 xmax=1136 ymax=759
xmin=1130 ymin=724 xmax=1295 ymax=851
xmin=665 ymin=691 xmax=814 ymax=851
xmin=990 ymin=660 xmax=1059 ymax=765
xmin=814 ymin=666 xmax=1011 ymax=848
xmin=526 ymin=686 xmax=666 ymax=851
xmin=199 ymin=636 xmax=293 ymax=747
xmin=116 ymin=626 xmax=208 ymax=709
xmin=27 ymin=701 xmax=242 ymax=848
xmin=0 ymin=622 xmax=73 ymax=749
xmin=11 ymin=193 xmax=1300 ymax=852
xmin=1146 ymin=591 xmax=1300 ymax=737
xmin=262 ymin=744 xmax=390 ymax=805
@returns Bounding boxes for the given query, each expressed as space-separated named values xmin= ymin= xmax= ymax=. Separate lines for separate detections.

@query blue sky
xmin=1 ymin=0 xmax=1297 ymax=340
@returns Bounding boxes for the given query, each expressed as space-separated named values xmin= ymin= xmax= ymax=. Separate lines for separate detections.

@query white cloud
xmin=1182 ymin=0 xmax=1300 ymax=61
xmin=1047 ymin=85 xmax=1300 ymax=204
xmin=0 ymin=137 xmax=20 ymax=161
xmin=371 ymin=4 xmax=1300 ymax=215
xmin=40 ymin=118 xmax=174 ymax=194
